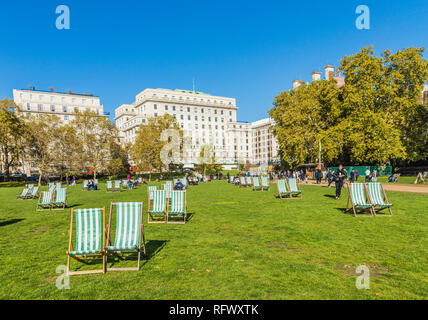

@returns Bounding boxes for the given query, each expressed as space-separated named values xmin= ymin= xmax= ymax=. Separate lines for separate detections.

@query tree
xmin=198 ymin=144 xmax=214 ymax=177
xmin=24 ymin=115 xmax=64 ymax=186
xmin=270 ymin=46 xmax=427 ymax=167
xmin=131 ymin=114 xmax=182 ymax=179
xmin=71 ymin=111 xmax=119 ymax=180
xmin=0 ymin=99 xmax=26 ymax=181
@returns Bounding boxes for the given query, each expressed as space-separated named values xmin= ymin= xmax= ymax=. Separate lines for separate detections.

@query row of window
xmin=25 ymin=103 xmax=99 ymax=114
xmin=20 ymin=93 xmax=97 ymax=106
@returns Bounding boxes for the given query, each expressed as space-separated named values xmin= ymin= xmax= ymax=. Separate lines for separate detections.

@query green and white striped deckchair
xmin=148 ymin=186 xmax=157 ymax=200
xmin=346 ymin=183 xmax=374 ymax=217
xmin=277 ymin=180 xmax=291 ymax=198
xmin=246 ymin=177 xmax=253 ymax=186
xmin=253 ymin=177 xmax=262 ymax=191
xmin=166 ymin=181 xmax=173 ymax=188
xmin=230 ymin=176 xmax=235 ymax=183
xmin=114 ymin=180 xmax=121 ymax=192
xmin=37 ymin=191 xmax=54 ymax=210
xmin=167 ymin=191 xmax=187 ymax=224
xmin=148 ymin=190 xmax=167 ymax=224
xmin=52 ymin=188 xmax=67 ymax=210
xmin=48 ymin=182 xmax=54 ymax=189
xmin=181 ymin=178 xmax=188 ymax=187
xmin=67 ymin=208 xmax=106 ymax=275
xmin=367 ymin=183 xmax=393 ymax=216
xmin=287 ymin=178 xmax=302 ymax=198
xmin=94 ymin=179 xmax=99 ymax=185
xmin=82 ymin=180 xmax=89 ymax=191
xmin=56 ymin=182 xmax=62 ymax=189
xmin=105 ymin=202 xmax=146 ymax=271
xmin=28 ymin=184 xmax=34 ymax=190
xmin=26 ymin=186 xmax=39 ymax=199
xmin=261 ymin=176 xmax=270 ymax=191
xmin=163 ymin=184 xmax=172 ymax=199
xmin=106 ymin=181 xmax=113 ymax=192
xmin=240 ymin=177 xmax=247 ymax=187
xmin=48 ymin=184 xmax=56 ymax=193
xmin=17 ymin=188 xmax=29 ymax=199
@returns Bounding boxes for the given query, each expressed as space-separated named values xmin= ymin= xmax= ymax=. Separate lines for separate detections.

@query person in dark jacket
xmin=334 ymin=165 xmax=347 ymax=200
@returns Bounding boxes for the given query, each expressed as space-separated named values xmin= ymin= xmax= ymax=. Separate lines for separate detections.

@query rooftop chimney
xmin=324 ymin=65 xmax=335 ymax=81
xmin=312 ymin=71 xmax=322 ymax=82
xmin=292 ymin=79 xmax=303 ymax=89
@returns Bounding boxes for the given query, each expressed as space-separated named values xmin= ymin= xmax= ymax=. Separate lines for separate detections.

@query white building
xmin=115 ymin=88 xmax=256 ymax=165
xmin=251 ymin=118 xmax=280 ymax=165
xmin=13 ymin=88 xmax=107 ymax=122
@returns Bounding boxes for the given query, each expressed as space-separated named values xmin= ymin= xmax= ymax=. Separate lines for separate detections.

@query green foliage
xmin=270 ymin=46 xmax=428 ymax=167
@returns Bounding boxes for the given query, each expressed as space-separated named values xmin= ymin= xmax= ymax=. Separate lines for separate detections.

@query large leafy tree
xmin=271 ymin=46 xmax=428 ymax=168
xmin=0 ymin=99 xmax=26 ymax=180
xmin=131 ymin=114 xmax=182 ymax=177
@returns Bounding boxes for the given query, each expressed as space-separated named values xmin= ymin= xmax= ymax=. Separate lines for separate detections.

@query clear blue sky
xmin=0 ymin=0 xmax=427 ymax=122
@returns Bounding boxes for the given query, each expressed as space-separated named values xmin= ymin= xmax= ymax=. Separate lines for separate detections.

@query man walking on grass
xmin=334 ymin=165 xmax=347 ymax=200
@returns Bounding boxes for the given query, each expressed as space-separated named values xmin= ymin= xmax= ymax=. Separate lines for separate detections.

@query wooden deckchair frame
xmin=261 ymin=177 xmax=270 ymax=191
xmin=252 ymin=177 xmax=262 ymax=191
xmin=345 ymin=183 xmax=374 ymax=218
xmin=366 ymin=183 xmax=393 ymax=217
xmin=147 ymin=191 xmax=168 ymax=224
xmin=167 ymin=191 xmax=187 ymax=225
xmin=51 ymin=189 xmax=67 ymax=211
xmin=67 ymin=208 xmax=106 ymax=275
xmin=25 ymin=187 xmax=39 ymax=200
xmin=286 ymin=179 xmax=303 ymax=199
xmin=36 ymin=191 xmax=54 ymax=211
xmin=16 ymin=188 xmax=29 ymax=200
xmin=105 ymin=202 xmax=146 ymax=271
xmin=240 ymin=177 xmax=247 ymax=188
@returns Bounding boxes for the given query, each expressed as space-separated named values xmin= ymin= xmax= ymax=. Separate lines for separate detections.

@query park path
xmin=305 ymin=181 xmax=428 ymax=195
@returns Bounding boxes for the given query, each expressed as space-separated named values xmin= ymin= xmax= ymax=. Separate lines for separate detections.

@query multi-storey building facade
xmin=115 ymin=88 xmax=256 ymax=165
xmin=13 ymin=88 xmax=107 ymax=122
xmin=251 ymin=118 xmax=280 ymax=165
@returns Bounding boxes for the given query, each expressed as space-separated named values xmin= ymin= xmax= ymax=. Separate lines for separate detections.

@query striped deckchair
xmin=17 ymin=188 xmax=29 ymax=199
xmin=261 ymin=176 xmax=270 ymax=191
xmin=105 ymin=202 xmax=146 ymax=271
xmin=246 ymin=177 xmax=253 ymax=186
xmin=230 ymin=176 xmax=235 ymax=184
xmin=56 ymin=182 xmax=62 ymax=189
xmin=106 ymin=181 xmax=113 ymax=192
xmin=287 ymin=178 xmax=302 ymax=199
xmin=166 ymin=181 xmax=173 ymax=188
xmin=48 ymin=184 xmax=56 ymax=193
xmin=82 ymin=180 xmax=88 ymax=191
xmin=94 ymin=179 xmax=99 ymax=185
xmin=345 ymin=183 xmax=374 ymax=217
xmin=367 ymin=183 xmax=393 ymax=216
xmin=67 ymin=208 xmax=106 ymax=275
xmin=148 ymin=190 xmax=167 ymax=224
xmin=148 ymin=186 xmax=157 ymax=200
xmin=240 ymin=177 xmax=247 ymax=187
xmin=48 ymin=182 xmax=54 ymax=189
xmin=253 ymin=177 xmax=262 ymax=191
xmin=181 ymin=178 xmax=188 ymax=187
xmin=37 ymin=191 xmax=54 ymax=211
xmin=167 ymin=191 xmax=187 ymax=224
xmin=28 ymin=184 xmax=34 ymax=190
xmin=52 ymin=188 xmax=67 ymax=210
xmin=25 ymin=186 xmax=39 ymax=199
xmin=277 ymin=180 xmax=291 ymax=198
xmin=114 ymin=180 xmax=121 ymax=192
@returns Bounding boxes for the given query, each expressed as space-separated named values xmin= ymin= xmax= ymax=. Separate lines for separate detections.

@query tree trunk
xmin=38 ymin=170 xmax=43 ymax=187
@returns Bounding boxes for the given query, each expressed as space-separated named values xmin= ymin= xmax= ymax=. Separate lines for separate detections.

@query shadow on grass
xmin=107 ymin=240 xmax=169 ymax=269
xmin=0 ymin=219 xmax=24 ymax=227
xmin=324 ymin=194 xmax=337 ymax=199
xmin=186 ymin=212 xmax=196 ymax=222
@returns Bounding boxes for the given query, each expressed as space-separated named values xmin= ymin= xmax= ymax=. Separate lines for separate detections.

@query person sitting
xmin=88 ymin=180 xmax=94 ymax=190
xmin=174 ymin=179 xmax=184 ymax=190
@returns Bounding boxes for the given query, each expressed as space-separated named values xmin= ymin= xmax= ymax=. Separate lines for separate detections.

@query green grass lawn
xmin=0 ymin=181 xmax=427 ymax=300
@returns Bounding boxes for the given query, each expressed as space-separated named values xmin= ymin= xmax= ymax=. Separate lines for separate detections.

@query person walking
xmin=350 ymin=169 xmax=355 ymax=183
xmin=334 ymin=165 xmax=347 ymax=200
xmin=365 ymin=168 xmax=371 ymax=182
xmin=372 ymin=170 xmax=378 ymax=183
xmin=327 ymin=169 xmax=333 ymax=187
xmin=355 ymin=170 xmax=359 ymax=181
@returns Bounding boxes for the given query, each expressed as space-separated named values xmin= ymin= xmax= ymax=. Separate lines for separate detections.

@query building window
xmin=63 ymin=106 xmax=67 ymax=113
xmin=50 ymin=105 xmax=56 ymax=112
xmin=165 ymin=105 xmax=168 ymax=111
xmin=154 ymin=104 xmax=157 ymax=110
xmin=64 ymin=115 xmax=69 ymax=121
xmin=26 ymin=103 xmax=31 ymax=111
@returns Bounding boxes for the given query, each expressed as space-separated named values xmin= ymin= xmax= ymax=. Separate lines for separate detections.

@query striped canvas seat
xmin=288 ymin=178 xmax=302 ymax=194
xmin=261 ymin=176 xmax=270 ymax=190
xmin=83 ymin=180 xmax=88 ymax=190
xmin=56 ymin=183 xmax=62 ymax=189
xmin=247 ymin=177 xmax=253 ymax=186
xmin=28 ymin=187 xmax=39 ymax=199
xmin=240 ymin=177 xmax=247 ymax=186
xmin=148 ymin=186 xmax=157 ymax=200
xmin=69 ymin=209 xmax=103 ymax=255
xmin=28 ymin=184 xmax=34 ymax=190
xmin=53 ymin=188 xmax=66 ymax=205
xmin=166 ymin=181 xmax=173 ymax=187
xmin=114 ymin=180 xmax=121 ymax=189
xmin=169 ymin=191 xmax=185 ymax=215
xmin=277 ymin=180 xmax=291 ymax=196
xmin=150 ymin=190 xmax=166 ymax=215
xmin=181 ymin=178 xmax=188 ymax=187
xmin=94 ymin=179 xmax=99 ymax=185
xmin=17 ymin=188 xmax=29 ymax=199
xmin=230 ymin=176 xmax=234 ymax=183
xmin=367 ymin=183 xmax=392 ymax=208
xmin=253 ymin=177 xmax=262 ymax=190
xmin=106 ymin=181 xmax=113 ymax=190
xmin=350 ymin=183 xmax=372 ymax=208
xmin=48 ymin=183 xmax=54 ymax=189
xmin=48 ymin=184 xmax=56 ymax=193
xmin=106 ymin=203 xmax=142 ymax=251
xmin=38 ymin=191 xmax=53 ymax=209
